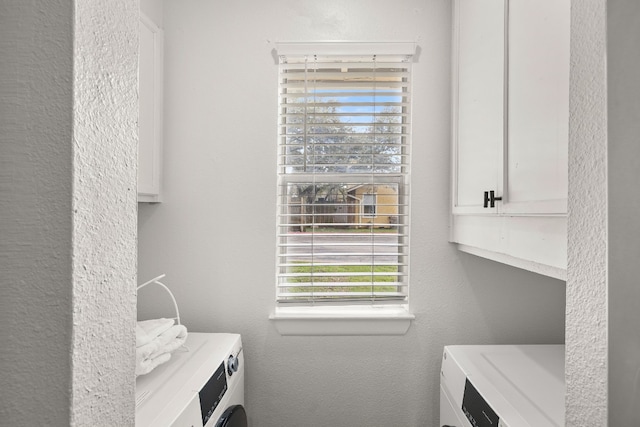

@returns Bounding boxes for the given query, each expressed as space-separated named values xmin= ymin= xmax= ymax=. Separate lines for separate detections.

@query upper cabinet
xmin=450 ymin=0 xmax=570 ymax=279
xmin=138 ymin=13 xmax=163 ymax=203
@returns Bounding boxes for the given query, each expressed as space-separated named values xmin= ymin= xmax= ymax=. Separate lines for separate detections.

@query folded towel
xmin=136 ymin=352 xmax=172 ymax=376
xmin=135 ymin=324 xmax=188 ymax=377
xmin=136 ymin=318 xmax=175 ymax=348
xmin=149 ymin=324 xmax=188 ymax=360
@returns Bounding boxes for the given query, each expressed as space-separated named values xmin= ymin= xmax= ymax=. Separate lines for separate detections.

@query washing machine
xmin=136 ymin=333 xmax=246 ymax=427
xmin=440 ymin=344 xmax=564 ymax=427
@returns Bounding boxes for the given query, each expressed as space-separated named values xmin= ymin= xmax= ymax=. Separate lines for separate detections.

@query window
xmin=362 ymin=193 xmax=377 ymax=217
xmin=275 ymin=43 xmax=413 ymax=310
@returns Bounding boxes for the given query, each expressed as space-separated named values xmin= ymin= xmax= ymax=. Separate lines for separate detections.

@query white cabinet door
xmin=503 ymin=0 xmax=569 ymax=214
xmin=451 ymin=0 xmax=505 ymax=214
xmin=138 ymin=14 xmax=163 ymax=202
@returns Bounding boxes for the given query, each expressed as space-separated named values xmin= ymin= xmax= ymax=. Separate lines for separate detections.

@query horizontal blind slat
xmin=277 ymin=283 xmax=407 ymax=289
xmin=277 ymin=293 xmax=407 ymax=300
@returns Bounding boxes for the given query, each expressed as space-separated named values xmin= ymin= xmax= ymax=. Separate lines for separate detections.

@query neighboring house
xmin=347 ymin=184 xmax=398 ymax=228
xmin=287 ymin=184 xmax=399 ymax=231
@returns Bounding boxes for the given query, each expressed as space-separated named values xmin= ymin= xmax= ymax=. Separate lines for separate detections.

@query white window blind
xmin=276 ymin=44 xmax=413 ymax=305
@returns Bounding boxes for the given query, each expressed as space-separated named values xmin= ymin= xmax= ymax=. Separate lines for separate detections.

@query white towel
xmin=135 ymin=324 xmax=188 ymax=377
xmin=149 ymin=324 xmax=188 ymax=359
xmin=136 ymin=318 xmax=175 ymax=348
xmin=136 ymin=352 xmax=172 ymax=376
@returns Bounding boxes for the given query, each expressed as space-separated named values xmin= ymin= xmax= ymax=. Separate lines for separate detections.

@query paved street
xmin=283 ymin=233 xmax=401 ymax=263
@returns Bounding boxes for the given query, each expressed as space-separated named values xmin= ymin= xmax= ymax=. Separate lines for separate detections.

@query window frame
xmin=270 ymin=42 xmax=416 ymax=336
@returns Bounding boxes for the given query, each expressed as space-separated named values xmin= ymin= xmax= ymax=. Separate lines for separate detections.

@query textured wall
xmin=0 ymin=2 xmax=74 ymax=425
xmin=70 ymin=1 xmax=139 ymax=425
xmin=138 ymin=1 xmax=567 ymax=426
xmin=607 ymin=1 xmax=640 ymax=426
xmin=565 ymin=0 xmax=608 ymax=425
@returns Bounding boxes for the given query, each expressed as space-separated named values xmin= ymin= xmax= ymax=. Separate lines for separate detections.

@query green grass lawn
xmin=288 ymin=264 xmax=397 ymax=282
xmin=286 ymin=263 xmax=399 ymax=294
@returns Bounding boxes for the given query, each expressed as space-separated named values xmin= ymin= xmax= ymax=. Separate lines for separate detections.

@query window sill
xmin=269 ymin=306 xmax=415 ymax=336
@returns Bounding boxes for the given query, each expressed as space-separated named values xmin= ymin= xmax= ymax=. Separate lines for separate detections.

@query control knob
xmin=227 ymin=354 xmax=239 ymax=376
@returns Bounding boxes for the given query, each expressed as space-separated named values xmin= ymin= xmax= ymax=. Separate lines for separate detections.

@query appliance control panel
xmin=199 ymin=362 xmax=228 ymax=425
xmin=462 ymin=378 xmax=500 ymax=427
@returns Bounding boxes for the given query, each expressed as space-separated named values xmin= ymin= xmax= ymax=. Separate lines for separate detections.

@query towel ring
xmin=137 ymin=274 xmax=181 ymax=326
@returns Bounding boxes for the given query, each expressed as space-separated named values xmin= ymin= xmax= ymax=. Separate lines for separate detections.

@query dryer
xmin=136 ymin=333 xmax=246 ymax=427
xmin=440 ymin=344 xmax=564 ymax=427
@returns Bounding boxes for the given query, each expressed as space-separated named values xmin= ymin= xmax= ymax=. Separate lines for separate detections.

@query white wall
xmin=607 ymin=1 xmax=640 ymax=426
xmin=565 ymin=1 xmax=608 ymax=425
xmin=1 ymin=2 xmax=74 ymax=424
xmin=0 ymin=1 xmax=138 ymax=425
xmin=141 ymin=0 xmax=163 ymax=27
xmin=137 ymin=1 xmax=566 ymax=425
xmin=71 ymin=1 xmax=139 ymax=423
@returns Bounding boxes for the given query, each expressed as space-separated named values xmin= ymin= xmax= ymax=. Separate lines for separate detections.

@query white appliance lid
xmin=447 ymin=345 xmax=565 ymax=427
